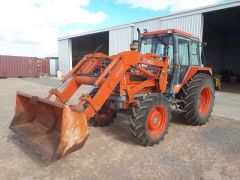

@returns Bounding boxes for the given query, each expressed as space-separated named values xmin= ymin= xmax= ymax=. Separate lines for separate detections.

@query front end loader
xmin=9 ymin=29 xmax=215 ymax=161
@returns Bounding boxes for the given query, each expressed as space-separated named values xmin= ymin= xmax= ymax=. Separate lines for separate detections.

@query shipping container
xmin=0 ymin=55 xmax=50 ymax=78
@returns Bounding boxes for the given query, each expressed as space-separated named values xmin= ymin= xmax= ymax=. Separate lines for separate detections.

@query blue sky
xmin=0 ymin=0 xmax=229 ymax=57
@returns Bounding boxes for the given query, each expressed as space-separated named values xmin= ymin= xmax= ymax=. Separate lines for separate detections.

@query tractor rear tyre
xmin=90 ymin=105 xmax=116 ymax=127
xmin=130 ymin=94 xmax=171 ymax=146
xmin=178 ymin=73 xmax=215 ymax=125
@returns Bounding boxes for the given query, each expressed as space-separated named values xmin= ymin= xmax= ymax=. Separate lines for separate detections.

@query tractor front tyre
xmin=130 ymin=94 xmax=171 ymax=146
xmin=178 ymin=73 xmax=215 ymax=125
xmin=90 ymin=105 xmax=116 ymax=127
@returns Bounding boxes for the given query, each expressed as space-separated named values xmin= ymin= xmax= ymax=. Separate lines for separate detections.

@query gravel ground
xmin=0 ymin=78 xmax=240 ymax=180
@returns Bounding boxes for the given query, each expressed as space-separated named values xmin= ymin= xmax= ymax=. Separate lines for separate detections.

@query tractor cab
xmin=139 ymin=29 xmax=202 ymax=93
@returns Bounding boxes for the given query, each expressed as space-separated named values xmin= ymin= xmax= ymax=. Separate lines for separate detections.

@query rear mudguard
xmin=173 ymin=66 xmax=212 ymax=93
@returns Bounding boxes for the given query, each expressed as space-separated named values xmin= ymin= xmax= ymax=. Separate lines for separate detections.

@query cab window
xmin=190 ymin=41 xmax=200 ymax=66
xmin=140 ymin=36 xmax=174 ymax=73
xmin=178 ymin=37 xmax=190 ymax=66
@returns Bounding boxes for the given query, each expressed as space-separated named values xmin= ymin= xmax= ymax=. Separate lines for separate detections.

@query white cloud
xmin=117 ymin=0 xmax=221 ymax=11
xmin=0 ymin=0 xmax=106 ymax=57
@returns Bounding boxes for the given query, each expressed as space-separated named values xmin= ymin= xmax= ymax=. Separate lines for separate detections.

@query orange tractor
xmin=9 ymin=29 xmax=215 ymax=161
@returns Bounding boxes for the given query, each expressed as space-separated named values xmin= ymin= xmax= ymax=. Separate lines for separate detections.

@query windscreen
xmin=140 ymin=35 xmax=174 ymax=73
xmin=140 ymin=35 xmax=172 ymax=56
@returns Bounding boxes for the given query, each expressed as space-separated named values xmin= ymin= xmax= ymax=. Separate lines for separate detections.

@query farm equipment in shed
xmin=9 ymin=29 xmax=215 ymax=161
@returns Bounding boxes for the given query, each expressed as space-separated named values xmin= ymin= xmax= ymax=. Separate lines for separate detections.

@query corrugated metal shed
xmin=0 ymin=55 xmax=49 ymax=78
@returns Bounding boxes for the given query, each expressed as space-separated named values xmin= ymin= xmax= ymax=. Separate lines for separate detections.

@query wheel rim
xmin=147 ymin=105 xmax=167 ymax=138
xmin=96 ymin=109 xmax=115 ymax=121
xmin=198 ymin=86 xmax=211 ymax=116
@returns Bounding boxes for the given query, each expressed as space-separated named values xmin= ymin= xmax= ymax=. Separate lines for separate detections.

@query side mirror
xmin=200 ymin=42 xmax=207 ymax=47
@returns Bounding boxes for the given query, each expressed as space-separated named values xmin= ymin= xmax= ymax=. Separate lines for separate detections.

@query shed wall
xmin=108 ymin=14 xmax=203 ymax=55
xmin=58 ymin=39 xmax=72 ymax=76
xmin=159 ymin=14 xmax=203 ymax=40
xmin=109 ymin=26 xmax=133 ymax=55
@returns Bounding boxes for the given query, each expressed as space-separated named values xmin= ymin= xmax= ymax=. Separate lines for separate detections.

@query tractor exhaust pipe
xmin=137 ymin=28 xmax=141 ymax=52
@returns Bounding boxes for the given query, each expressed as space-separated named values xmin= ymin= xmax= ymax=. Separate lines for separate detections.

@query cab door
xmin=177 ymin=37 xmax=191 ymax=83
xmin=190 ymin=41 xmax=201 ymax=66
xmin=166 ymin=35 xmax=201 ymax=94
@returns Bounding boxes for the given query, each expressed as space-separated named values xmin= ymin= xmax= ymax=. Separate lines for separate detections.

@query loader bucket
xmin=9 ymin=91 xmax=89 ymax=161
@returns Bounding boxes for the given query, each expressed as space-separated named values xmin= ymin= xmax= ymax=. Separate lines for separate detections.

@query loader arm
xmin=49 ymin=51 xmax=168 ymax=121
xmin=48 ymin=53 xmax=112 ymax=103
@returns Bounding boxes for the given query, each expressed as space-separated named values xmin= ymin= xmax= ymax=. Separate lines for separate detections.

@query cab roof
xmin=142 ymin=29 xmax=199 ymax=40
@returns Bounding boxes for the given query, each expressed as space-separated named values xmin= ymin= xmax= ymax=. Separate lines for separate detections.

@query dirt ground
xmin=0 ymin=78 xmax=240 ymax=180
